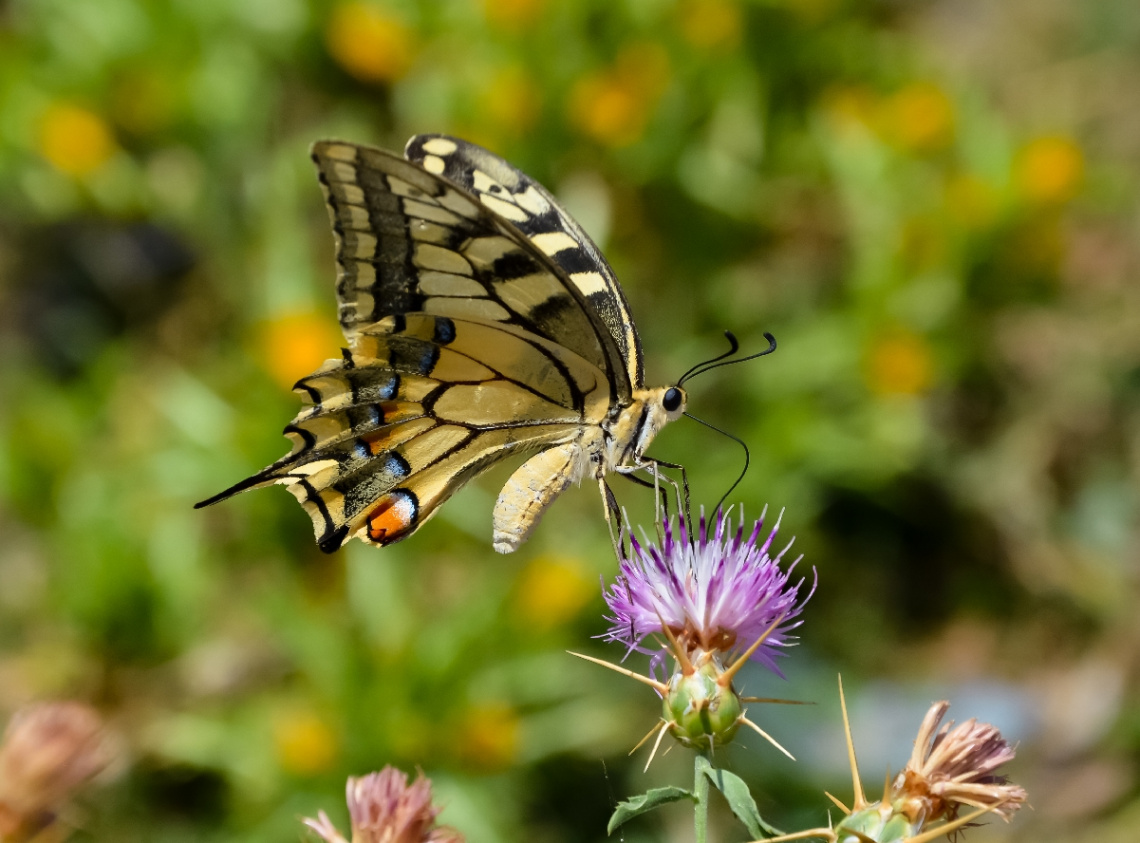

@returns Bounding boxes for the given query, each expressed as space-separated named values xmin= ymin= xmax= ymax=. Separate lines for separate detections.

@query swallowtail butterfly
xmin=196 ymin=135 xmax=688 ymax=553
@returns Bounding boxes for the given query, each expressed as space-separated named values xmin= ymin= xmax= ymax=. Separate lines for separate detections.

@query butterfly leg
xmin=646 ymin=458 xmax=691 ymax=535
xmin=615 ymin=467 xmax=671 ymax=544
xmin=623 ymin=459 xmax=690 ymax=536
xmin=598 ymin=476 xmax=628 ymax=561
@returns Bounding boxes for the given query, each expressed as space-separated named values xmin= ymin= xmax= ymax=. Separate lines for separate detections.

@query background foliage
xmin=1 ymin=1 xmax=1138 ymax=840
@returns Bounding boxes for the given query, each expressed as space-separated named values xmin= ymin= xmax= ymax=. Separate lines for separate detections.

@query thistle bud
xmin=833 ymin=802 xmax=917 ymax=843
xmin=662 ymin=657 xmax=743 ymax=750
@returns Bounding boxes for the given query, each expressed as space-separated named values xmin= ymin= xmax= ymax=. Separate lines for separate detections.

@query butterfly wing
xmin=405 ymin=134 xmax=645 ymax=391
xmin=197 ymin=140 xmax=630 ymax=551
xmin=198 ymin=313 xmax=610 ymax=551
xmin=311 ymin=140 xmax=632 ymax=403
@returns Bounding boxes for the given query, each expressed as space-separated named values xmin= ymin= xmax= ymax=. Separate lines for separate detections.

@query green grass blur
xmin=1 ymin=1 xmax=1137 ymax=840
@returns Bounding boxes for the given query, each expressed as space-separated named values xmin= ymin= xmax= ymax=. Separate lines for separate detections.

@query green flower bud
xmin=662 ymin=659 xmax=743 ymax=750
xmin=834 ymin=803 xmax=917 ymax=843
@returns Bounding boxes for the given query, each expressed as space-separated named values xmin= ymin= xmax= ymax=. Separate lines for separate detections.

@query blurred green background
xmin=1 ymin=0 xmax=1137 ymax=840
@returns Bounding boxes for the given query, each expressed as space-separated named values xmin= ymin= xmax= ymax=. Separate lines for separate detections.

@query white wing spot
xmin=570 ymin=271 xmax=609 ymax=297
xmin=515 ymin=185 xmax=550 ymax=216
xmin=531 ymin=231 xmax=578 ymax=256
xmin=472 ymin=170 xmax=504 ymax=194
xmin=422 ymin=154 xmax=446 ymax=175
xmin=422 ymin=137 xmax=458 ymax=156
xmin=480 ymin=193 xmax=530 ymax=222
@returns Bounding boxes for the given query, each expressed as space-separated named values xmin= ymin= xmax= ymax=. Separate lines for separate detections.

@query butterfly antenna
xmin=682 ymin=411 xmax=750 ymax=515
xmin=677 ymin=331 xmax=740 ymax=384
xmin=677 ymin=331 xmax=777 ymax=386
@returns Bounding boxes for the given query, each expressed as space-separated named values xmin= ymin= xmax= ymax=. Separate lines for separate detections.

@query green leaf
xmin=607 ymin=786 xmax=696 ymax=834
xmin=696 ymin=757 xmax=784 ymax=839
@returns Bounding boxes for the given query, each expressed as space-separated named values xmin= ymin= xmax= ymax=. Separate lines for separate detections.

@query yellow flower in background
xmin=512 ymin=555 xmax=594 ymax=631
xmin=865 ymin=329 xmax=934 ymax=396
xmin=326 ymin=2 xmax=414 ymax=84
xmin=568 ymin=42 xmax=670 ymax=147
xmin=484 ymin=0 xmax=544 ymax=31
xmin=678 ymin=0 xmax=743 ymax=51
xmin=944 ymin=172 xmax=999 ymax=230
xmin=38 ymin=103 xmax=117 ymax=176
xmin=1016 ymin=135 xmax=1083 ymax=205
xmin=569 ymin=76 xmax=642 ymax=147
xmin=480 ymin=65 xmax=542 ymax=137
xmin=454 ymin=703 xmax=519 ymax=771
xmin=274 ymin=710 xmax=338 ymax=776
xmin=884 ymin=82 xmax=954 ymax=152
xmin=258 ymin=311 xmax=342 ymax=389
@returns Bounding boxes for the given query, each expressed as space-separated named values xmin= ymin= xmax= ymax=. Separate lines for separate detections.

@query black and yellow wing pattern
xmin=197 ymin=136 xmax=686 ymax=553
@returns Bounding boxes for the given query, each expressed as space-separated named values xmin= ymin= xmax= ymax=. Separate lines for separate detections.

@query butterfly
xmin=195 ymin=134 xmax=692 ymax=554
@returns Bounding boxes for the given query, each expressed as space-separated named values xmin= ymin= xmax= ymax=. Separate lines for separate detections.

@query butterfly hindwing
xmin=200 ymin=313 xmax=609 ymax=551
xmin=405 ymin=134 xmax=644 ymax=391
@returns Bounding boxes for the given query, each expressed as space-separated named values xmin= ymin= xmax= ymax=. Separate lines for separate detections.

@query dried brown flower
xmin=892 ymin=700 xmax=1027 ymax=825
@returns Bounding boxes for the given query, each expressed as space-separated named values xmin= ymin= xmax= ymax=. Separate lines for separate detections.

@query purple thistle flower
xmin=602 ymin=508 xmax=814 ymax=676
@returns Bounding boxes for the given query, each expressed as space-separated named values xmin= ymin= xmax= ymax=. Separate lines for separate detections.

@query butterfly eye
xmin=663 ymin=387 xmax=684 ymax=414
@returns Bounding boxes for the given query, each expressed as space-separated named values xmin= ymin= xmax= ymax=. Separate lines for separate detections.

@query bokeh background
xmin=1 ymin=0 xmax=1138 ymax=840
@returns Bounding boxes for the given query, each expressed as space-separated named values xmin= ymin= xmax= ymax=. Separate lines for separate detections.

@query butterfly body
xmin=196 ymin=136 xmax=686 ymax=552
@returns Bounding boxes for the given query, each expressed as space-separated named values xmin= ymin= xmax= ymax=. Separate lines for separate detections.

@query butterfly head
xmin=662 ymin=386 xmax=687 ymax=419
xmin=645 ymin=383 xmax=688 ymax=451
xmin=610 ymin=384 xmax=688 ymax=467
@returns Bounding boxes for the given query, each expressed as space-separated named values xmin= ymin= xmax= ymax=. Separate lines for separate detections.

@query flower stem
xmin=694 ymin=752 xmax=710 ymax=843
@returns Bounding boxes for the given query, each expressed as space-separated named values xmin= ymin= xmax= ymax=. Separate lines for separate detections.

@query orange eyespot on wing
xmin=365 ymin=490 xmax=418 ymax=544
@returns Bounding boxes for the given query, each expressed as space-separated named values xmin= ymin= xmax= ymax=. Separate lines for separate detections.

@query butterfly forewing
xmin=405 ymin=134 xmax=644 ymax=391
xmin=312 ymin=142 xmax=626 ymax=400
